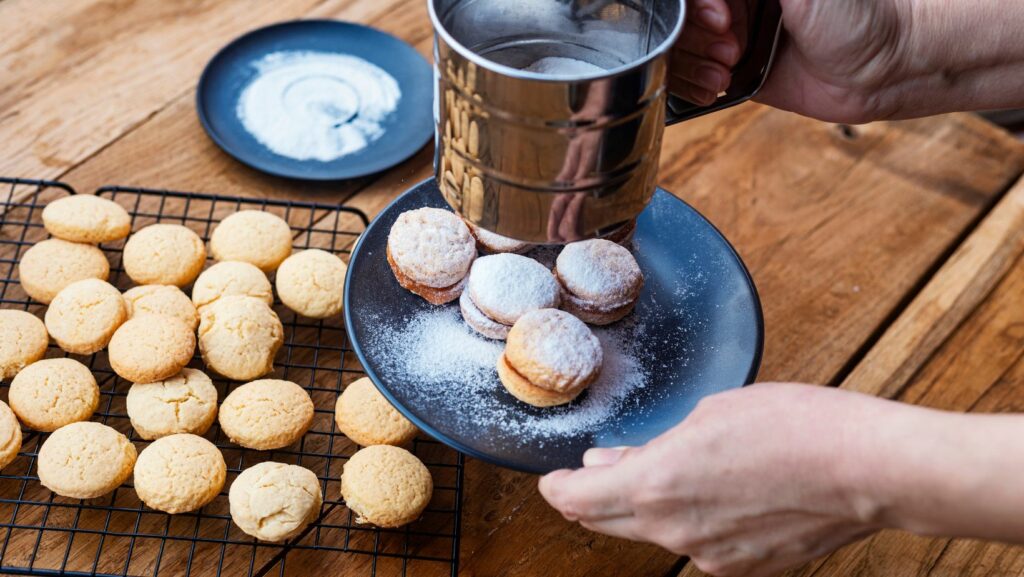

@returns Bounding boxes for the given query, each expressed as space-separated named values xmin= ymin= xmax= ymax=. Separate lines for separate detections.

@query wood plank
xmin=0 ymin=0 xmax=360 ymax=181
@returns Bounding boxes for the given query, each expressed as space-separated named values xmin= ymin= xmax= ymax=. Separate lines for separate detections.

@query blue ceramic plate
xmin=345 ymin=179 xmax=763 ymax=473
xmin=197 ymin=20 xmax=433 ymax=180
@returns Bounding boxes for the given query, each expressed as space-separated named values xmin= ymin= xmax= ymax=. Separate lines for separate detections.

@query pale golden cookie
xmin=275 ymin=249 xmax=347 ymax=319
xmin=108 ymin=317 xmax=195 ymax=384
xmin=126 ymin=368 xmax=218 ymax=440
xmin=9 ymin=358 xmax=99 ymax=432
xmin=499 ymin=309 xmax=602 ymax=407
xmin=42 ymin=195 xmax=131 ymax=244
xmin=387 ymin=208 xmax=475 ymax=304
xmin=133 ymin=434 xmax=226 ymax=514
xmin=341 ymin=445 xmax=432 ymax=528
xmin=44 ymin=278 xmax=127 ymax=354
xmin=229 ymin=461 xmax=323 ymax=542
xmin=335 ymin=377 xmax=417 ymax=447
xmin=0 ymin=310 xmax=48 ymax=380
xmin=18 ymin=238 xmax=110 ymax=304
xmin=210 ymin=211 xmax=292 ymax=273
xmin=122 ymin=224 xmax=206 ymax=287
xmin=0 ymin=401 xmax=22 ymax=471
xmin=218 ymin=379 xmax=313 ymax=450
xmin=37 ymin=422 xmax=136 ymax=499
xmin=123 ymin=284 xmax=198 ymax=331
xmin=191 ymin=261 xmax=273 ymax=310
xmin=197 ymin=296 xmax=283 ymax=381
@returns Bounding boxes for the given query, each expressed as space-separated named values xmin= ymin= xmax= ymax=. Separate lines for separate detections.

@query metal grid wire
xmin=0 ymin=177 xmax=463 ymax=577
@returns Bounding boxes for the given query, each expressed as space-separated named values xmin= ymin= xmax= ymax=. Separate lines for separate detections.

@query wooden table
xmin=2 ymin=1 xmax=1024 ymax=576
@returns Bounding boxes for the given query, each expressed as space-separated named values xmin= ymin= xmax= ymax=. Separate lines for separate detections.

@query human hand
xmin=538 ymin=383 xmax=894 ymax=577
xmin=670 ymin=0 xmax=910 ymax=123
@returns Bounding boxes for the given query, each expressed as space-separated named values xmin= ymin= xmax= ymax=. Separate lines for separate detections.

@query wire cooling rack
xmin=0 ymin=177 xmax=463 ymax=577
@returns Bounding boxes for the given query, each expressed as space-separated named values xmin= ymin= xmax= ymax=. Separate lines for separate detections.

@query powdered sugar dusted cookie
xmin=554 ymin=239 xmax=643 ymax=325
xmin=498 ymin=308 xmax=602 ymax=407
xmin=461 ymin=253 xmax=560 ymax=339
xmin=387 ymin=208 xmax=475 ymax=305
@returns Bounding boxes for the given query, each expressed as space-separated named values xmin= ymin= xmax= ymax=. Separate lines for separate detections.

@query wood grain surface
xmin=2 ymin=1 xmax=1024 ymax=576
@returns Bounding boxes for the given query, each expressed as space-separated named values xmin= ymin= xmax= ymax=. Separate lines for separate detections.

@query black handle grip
xmin=665 ymin=0 xmax=783 ymax=125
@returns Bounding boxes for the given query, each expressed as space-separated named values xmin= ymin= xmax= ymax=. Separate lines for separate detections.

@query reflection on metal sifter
xmin=429 ymin=0 xmax=783 ymax=243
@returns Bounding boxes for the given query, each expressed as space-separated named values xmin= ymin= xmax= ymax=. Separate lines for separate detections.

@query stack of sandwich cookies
xmin=554 ymin=239 xmax=644 ymax=325
xmin=497 ymin=309 xmax=603 ymax=407
xmin=387 ymin=208 xmax=476 ymax=305
xmin=459 ymin=253 xmax=561 ymax=340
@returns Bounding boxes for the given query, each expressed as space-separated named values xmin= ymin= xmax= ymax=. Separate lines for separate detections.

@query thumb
xmin=583 ymin=446 xmax=630 ymax=467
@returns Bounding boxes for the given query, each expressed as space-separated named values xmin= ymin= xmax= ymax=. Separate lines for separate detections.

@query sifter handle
xmin=665 ymin=0 xmax=784 ymax=125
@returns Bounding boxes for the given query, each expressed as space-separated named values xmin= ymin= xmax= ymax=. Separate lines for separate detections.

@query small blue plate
xmin=197 ymin=20 xmax=433 ymax=180
xmin=345 ymin=178 xmax=764 ymax=474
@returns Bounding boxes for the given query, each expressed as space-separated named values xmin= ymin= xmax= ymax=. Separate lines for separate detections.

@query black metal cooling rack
xmin=0 ymin=177 xmax=463 ymax=577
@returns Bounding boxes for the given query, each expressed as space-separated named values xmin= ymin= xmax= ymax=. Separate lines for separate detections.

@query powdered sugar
xmin=237 ymin=51 xmax=401 ymax=161
xmin=466 ymin=254 xmax=560 ymax=325
xmin=367 ymin=306 xmax=649 ymax=440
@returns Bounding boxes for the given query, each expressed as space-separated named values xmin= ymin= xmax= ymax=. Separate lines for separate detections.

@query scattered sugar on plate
xmin=368 ymin=306 xmax=650 ymax=440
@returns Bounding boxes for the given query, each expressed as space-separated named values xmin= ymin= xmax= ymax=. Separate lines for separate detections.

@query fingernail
xmin=582 ymin=447 xmax=628 ymax=467
xmin=707 ymin=41 xmax=739 ymax=66
xmin=699 ymin=7 xmax=728 ymax=32
xmin=696 ymin=65 xmax=726 ymax=92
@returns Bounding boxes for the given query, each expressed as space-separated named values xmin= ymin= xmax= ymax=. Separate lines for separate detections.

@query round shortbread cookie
xmin=37 ymin=422 xmax=136 ymax=499
xmin=387 ymin=208 xmax=475 ymax=289
xmin=44 ymin=278 xmax=127 ymax=355
xmin=108 ymin=317 xmax=195 ymax=384
xmin=42 ymin=195 xmax=131 ymax=244
xmin=229 ymin=461 xmax=323 ymax=542
xmin=133 ymin=434 xmax=226 ymax=514
xmin=126 ymin=368 xmax=218 ymax=440
xmin=18 ymin=238 xmax=110 ymax=304
xmin=123 ymin=285 xmax=198 ymax=331
xmin=0 ymin=310 xmax=48 ymax=380
xmin=275 ymin=249 xmax=347 ymax=319
xmin=218 ymin=379 xmax=313 ymax=450
xmin=210 ymin=211 xmax=292 ymax=273
xmin=335 ymin=377 xmax=417 ymax=447
xmin=122 ymin=224 xmax=206 ymax=287
xmin=504 ymin=308 xmax=602 ymax=393
xmin=341 ymin=445 xmax=432 ymax=528
xmin=9 ymin=358 xmax=99 ymax=431
xmin=0 ymin=401 xmax=22 ymax=471
xmin=465 ymin=220 xmax=533 ymax=254
xmin=554 ymin=239 xmax=643 ymax=324
xmin=466 ymin=253 xmax=561 ymax=327
xmin=197 ymin=296 xmax=283 ymax=381
xmin=191 ymin=261 xmax=273 ymax=310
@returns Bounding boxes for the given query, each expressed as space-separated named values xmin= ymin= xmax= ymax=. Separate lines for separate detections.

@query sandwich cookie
xmin=497 ymin=309 xmax=602 ymax=407
xmin=464 ymin=220 xmax=533 ymax=254
xmin=386 ymin=208 xmax=475 ymax=305
xmin=554 ymin=239 xmax=643 ymax=325
xmin=460 ymin=253 xmax=560 ymax=340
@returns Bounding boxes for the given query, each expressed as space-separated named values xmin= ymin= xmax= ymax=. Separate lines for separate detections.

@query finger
xmin=547 ymin=194 xmax=569 ymax=243
xmin=690 ymin=0 xmax=732 ymax=34
xmin=670 ymin=55 xmax=731 ymax=93
xmin=668 ymin=79 xmax=718 ymax=106
xmin=675 ymin=27 xmax=741 ymax=67
xmin=583 ymin=447 xmax=629 ymax=467
xmin=557 ymin=193 xmax=586 ymax=242
xmin=580 ymin=516 xmax=641 ymax=541
xmin=538 ymin=465 xmax=634 ymax=521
